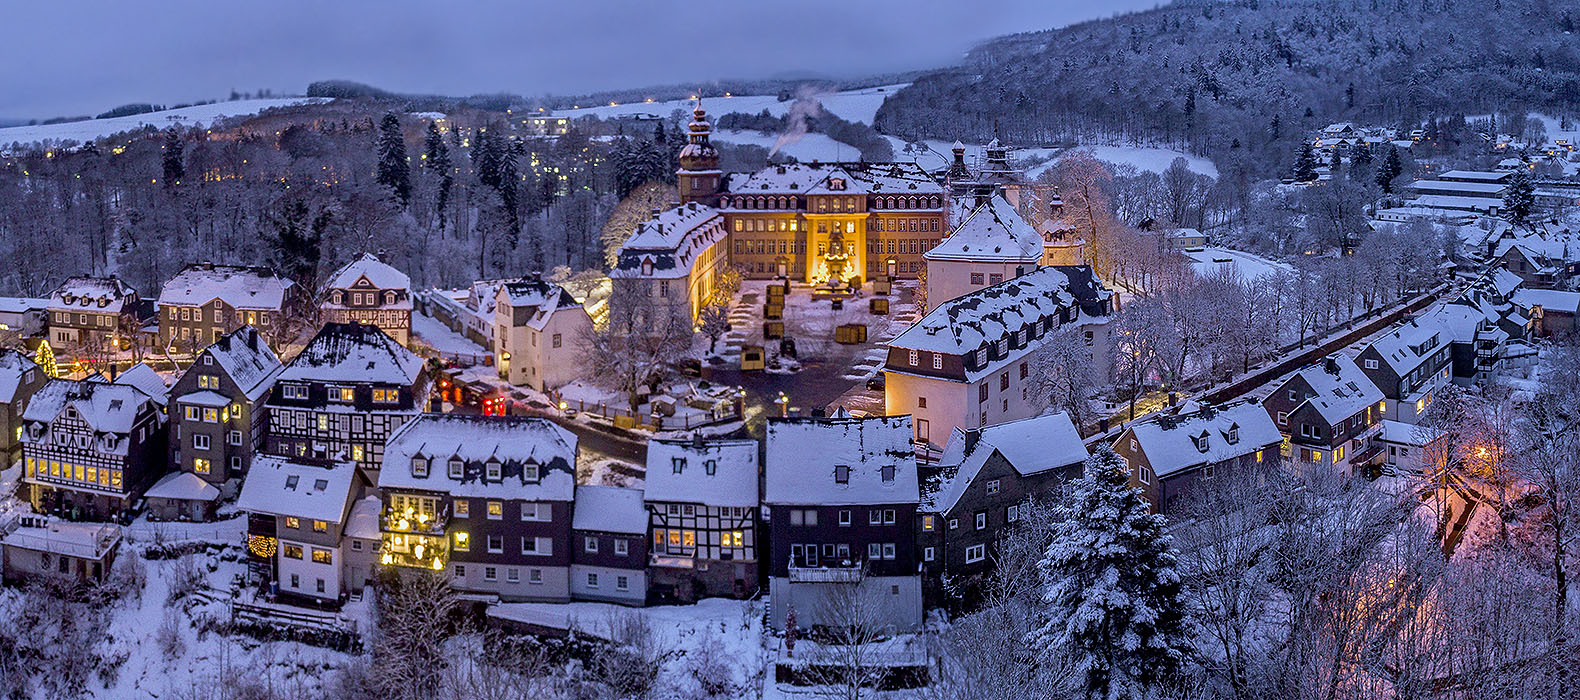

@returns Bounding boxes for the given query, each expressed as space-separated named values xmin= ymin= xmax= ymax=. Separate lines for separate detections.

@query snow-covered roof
xmin=889 ymin=266 xmax=1109 ymax=381
xmin=47 ymin=276 xmax=135 ymax=313
xmin=203 ymin=326 xmax=283 ymax=401
xmin=157 ymin=263 xmax=291 ymax=311
xmin=643 ymin=437 xmax=760 ymax=507
xmin=0 ymin=297 xmax=48 ymax=314
xmin=113 ymin=363 xmax=168 ymax=407
xmin=0 ymin=349 xmax=39 ymax=404
xmin=496 ymin=278 xmax=585 ymax=331
xmin=22 ymin=379 xmax=159 ymax=438
xmin=925 ymin=412 xmax=1087 ymax=513
xmin=1362 ymin=319 xmax=1445 ymax=377
xmin=1437 ymin=170 xmax=1511 ymax=183
xmin=1283 ymin=355 xmax=1383 ymax=424
xmin=325 ymin=253 xmax=410 ymax=291
xmin=278 ymin=323 xmax=424 ymax=387
xmin=1513 ymin=288 xmax=1580 ymax=314
xmin=1492 ymin=268 xmax=1524 ymax=298
xmin=235 ymin=455 xmax=359 ymax=524
xmin=1125 ymin=401 xmax=1281 ymax=478
xmin=174 ymin=390 xmax=232 ymax=408
xmin=344 ymin=495 xmax=382 ymax=540
xmin=144 ymin=472 xmax=221 ymax=502
xmin=611 ymin=202 xmax=728 ymax=281
xmin=722 ymin=161 xmax=941 ymax=198
xmin=1409 ymin=194 xmax=1501 ymax=212
xmin=380 ymin=414 xmax=577 ymax=502
xmin=572 ymin=485 xmax=647 ymax=535
xmin=0 ymin=520 xmax=121 ymax=559
xmin=765 ymin=415 xmax=918 ymax=506
xmin=924 ymin=195 xmax=1043 ymax=263
xmin=1378 ymin=419 xmax=1445 ymax=448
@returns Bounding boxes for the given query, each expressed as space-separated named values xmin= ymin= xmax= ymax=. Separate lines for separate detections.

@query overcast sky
xmin=2 ymin=0 xmax=1157 ymax=121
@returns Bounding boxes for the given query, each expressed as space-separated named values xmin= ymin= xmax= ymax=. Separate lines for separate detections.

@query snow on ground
xmin=489 ymin=597 xmax=765 ymax=698
xmin=0 ymin=98 xmax=330 ymax=148
xmin=1182 ymin=247 xmax=1293 ymax=281
xmin=579 ymin=457 xmax=644 ymax=488
xmin=1030 ymin=144 xmax=1219 ymax=178
xmin=412 ymin=310 xmax=489 ymax=358
xmin=552 ymin=83 xmax=907 ymax=125
xmin=712 ymin=128 xmax=862 ymax=161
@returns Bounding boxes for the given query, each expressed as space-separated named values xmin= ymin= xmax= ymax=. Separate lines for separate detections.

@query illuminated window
xmin=285 ymin=516 xmax=300 ymax=529
xmin=455 ymin=500 xmax=469 ymax=518
xmin=487 ymin=501 xmax=502 ymax=519
xmin=454 ymin=532 xmax=470 ymax=551
xmin=312 ymin=520 xmax=327 ymax=533
xmin=193 ymin=458 xmax=211 ymax=474
xmin=337 ymin=387 xmax=355 ymax=402
xmin=311 ymin=548 xmax=332 ymax=564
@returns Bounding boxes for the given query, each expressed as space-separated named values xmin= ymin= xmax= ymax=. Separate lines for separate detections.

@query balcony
xmin=380 ymin=504 xmax=450 ymax=536
xmin=787 ymin=554 xmax=864 ymax=583
xmin=650 ymin=552 xmax=696 ymax=569
xmin=1348 ymin=442 xmax=1385 ymax=467
xmin=381 ymin=532 xmax=448 ymax=571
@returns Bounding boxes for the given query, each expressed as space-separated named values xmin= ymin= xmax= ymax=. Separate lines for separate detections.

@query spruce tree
xmin=1376 ymin=146 xmax=1402 ymax=193
xmin=161 ymin=128 xmax=184 ymax=188
xmin=376 ymin=113 xmax=412 ymax=207
xmin=1503 ymin=168 xmax=1536 ymax=226
xmin=1354 ymin=143 xmax=1373 ymax=166
xmin=1329 ymin=147 xmax=1342 ymax=175
xmin=1030 ymin=447 xmax=1192 ymax=700
xmin=1292 ymin=142 xmax=1318 ymax=182
xmin=423 ymin=122 xmax=453 ymax=232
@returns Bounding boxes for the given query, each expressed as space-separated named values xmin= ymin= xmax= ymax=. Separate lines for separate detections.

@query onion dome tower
xmin=677 ymin=98 xmax=722 ymax=205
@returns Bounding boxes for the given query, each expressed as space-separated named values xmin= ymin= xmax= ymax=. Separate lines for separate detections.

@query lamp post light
xmin=776 ymin=392 xmax=790 ymax=418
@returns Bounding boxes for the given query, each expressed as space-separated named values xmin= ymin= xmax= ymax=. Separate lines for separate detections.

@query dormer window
xmin=523 ymin=464 xmax=539 ymax=482
xmin=672 ymin=457 xmax=686 ymax=474
xmin=834 ymin=465 xmax=850 ymax=484
xmin=411 ymin=456 xmax=429 ymax=478
xmin=384 ymin=291 xmax=396 ymax=305
xmin=485 ymin=459 xmax=501 ymax=481
xmin=1226 ymin=424 xmax=1240 ymax=444
xmin=881 ymin=465 xmax=895 ymax=483
xmin=974 ymin=349 xmax=986 ymax=367
xmin=704 ymin=459 xmax=716 ymax=476
xmin=908 ymin=349 xmax=918 ymax=367
xmin=1195 ymin=432 xmax=1210 ymax=453
xmin=332 ymin=291 xmax=344 ymax=305
xmin=449 ymin=458 xmax=463 ymax=478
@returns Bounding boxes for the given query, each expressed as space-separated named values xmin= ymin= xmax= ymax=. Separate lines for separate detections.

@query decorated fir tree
xmin=34 ymin=341 xmax=57 ymax=378
xmin=1029 ymin=446 xmax=1192 ymax=700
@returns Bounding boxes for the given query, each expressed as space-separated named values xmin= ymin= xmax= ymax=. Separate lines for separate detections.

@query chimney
xmin=1015 ymin=265 xmax=1026 ymax=278
xmin=246 ymin=328 xmax=258 ymax=351
xmin=1323 ymin=355 xmax=1340 ymax=375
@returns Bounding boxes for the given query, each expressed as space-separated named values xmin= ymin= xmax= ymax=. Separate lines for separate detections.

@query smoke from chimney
xmin=770 ymin=86 xmax=825 ymax=158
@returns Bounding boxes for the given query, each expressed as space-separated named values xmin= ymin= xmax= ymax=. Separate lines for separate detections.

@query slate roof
xmin=278 ymin=323 xmax=424 ymax=386
xmin=157 ymin=264 xmax=291 ymax=311
xmin=572 ymin=485 xmax=648 ymax=535
xmin=1283 ymin=355 xmax=1383 ymax=424
xmin=924 ymin=412 xmax=1087 ymax=513
xmin=644 ymin=437 xmax=760 ymax=508
xmin=0 ymin=350 xmax=39 ymax=404
xmin=235 ymin=455 xmax=359 ymax=524
xmin=1126 ymin=401 xmax=1281 ymax=478
xmin=924 ymin=195 xmax=1044 ymax=263
xmin=203 ymin=326 xmax=283 ymax=401
xmin=380 ymin=414 xmax=577 ymax=502
xmin=325 ymin=253 xmax=410 ymax=291
xmin=764 ymin=415 xmax=918 ymax=506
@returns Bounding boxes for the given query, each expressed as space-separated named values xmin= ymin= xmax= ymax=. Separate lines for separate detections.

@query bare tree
xmin=1028 ymin=327 xmax=1099 ymax=430
xmin=585 ymin=291 xmax=694 ymax=413
xmin=802 ymin=571 xmax=899 ymax=700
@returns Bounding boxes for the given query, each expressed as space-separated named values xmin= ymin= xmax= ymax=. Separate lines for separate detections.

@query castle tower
xmin=677 ymin=99 xmax=722 ymax=206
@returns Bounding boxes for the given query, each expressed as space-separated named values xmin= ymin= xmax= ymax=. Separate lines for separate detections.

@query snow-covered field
xmin=0 ymin=98 xmax=330 ymax=148
xmin=1182 ymin=247 xmax=1292 ymax=281
xmin=553 ymin=83 xmax=906 ymax=125
xmin=712 ymin=128 xmax=861 ymax=161
xmin=886 ymin=137 xmax=1217 ymax=179
xmin=1027 ymin=144 xmax=1219 ymax=178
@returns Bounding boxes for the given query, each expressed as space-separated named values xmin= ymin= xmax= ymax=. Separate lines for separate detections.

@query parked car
xmin=866 ymin=375 xmax=885 ymax=391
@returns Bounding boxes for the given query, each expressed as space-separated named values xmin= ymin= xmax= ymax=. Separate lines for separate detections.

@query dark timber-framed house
xmin=643 ymin=436 xmax=761 ymax=602
xmin=266 ymin=323 xmax=428 ymax=479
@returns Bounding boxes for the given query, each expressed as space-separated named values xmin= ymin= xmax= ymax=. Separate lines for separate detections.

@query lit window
xmin=284 ymin=516 xmax=299 ymax=529
xmin=193 ymin=458 xmax=211 ymax=474
xmin=487 ymin=501 xmax=502 ymax=519
xmin=454 ymin=532 xmax=470 ymax=551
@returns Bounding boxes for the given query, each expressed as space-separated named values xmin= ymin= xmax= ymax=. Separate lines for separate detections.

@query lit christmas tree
xmin=34 ymin=341 xmax=57 ymax=378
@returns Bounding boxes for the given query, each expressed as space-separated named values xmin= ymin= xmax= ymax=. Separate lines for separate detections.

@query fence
xmin=558 ymin=397 xmax=742 ymax=431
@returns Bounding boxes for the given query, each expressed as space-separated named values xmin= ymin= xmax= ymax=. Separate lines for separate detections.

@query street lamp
xmin=776 ymin=392 xmax=790 ymax=418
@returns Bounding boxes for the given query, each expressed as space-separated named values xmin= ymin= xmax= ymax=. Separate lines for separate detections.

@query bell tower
xmin=677 ymin=99 xmax=722 ymax=206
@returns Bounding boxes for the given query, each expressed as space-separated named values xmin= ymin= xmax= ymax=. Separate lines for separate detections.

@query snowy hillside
xmin=1182 ymin=247 xmax=1291 ymax=281
xmin=886 ymin=138 xmax=1217 ymax=179
xmin=553 ymin=84 xmax=906 ymax=125
xmin=711 ymin=128 xmax=862 ymax=161
xmin=0 ymin=98 xmax=330 ymax=147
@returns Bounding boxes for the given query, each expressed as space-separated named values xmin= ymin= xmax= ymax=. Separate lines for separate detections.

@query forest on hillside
xmin=877 ymin=0 xmax=1580 ymax=183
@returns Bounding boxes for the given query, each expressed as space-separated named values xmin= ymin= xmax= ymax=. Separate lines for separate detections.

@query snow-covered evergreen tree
xmin=1292 ymin=142 xmax=1317 ymax=182
xmin=1376 ymin=146 xmax=1402 ymax=193
xmin=375 ymin=113 xmax=411 ymax=207
xmin=1030 ymin=446 xmax=1192 ymax=700
xmin=1503 ymin=168 xmax=1535 ymax=226
xmin=161 ymin=128 xmax=184 ymax=188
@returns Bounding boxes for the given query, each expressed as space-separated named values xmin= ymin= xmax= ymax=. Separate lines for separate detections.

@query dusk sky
xmin=2 ymin=0 xmax=1156 ymax=121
